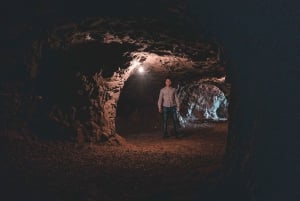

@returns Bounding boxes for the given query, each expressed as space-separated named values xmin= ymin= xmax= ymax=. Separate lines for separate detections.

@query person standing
xmin=157 ymin=77 xmax=180 ymax=138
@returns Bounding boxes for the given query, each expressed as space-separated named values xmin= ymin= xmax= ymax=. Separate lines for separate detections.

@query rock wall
xmin=177 ymin=78 xmax=229 ymax=128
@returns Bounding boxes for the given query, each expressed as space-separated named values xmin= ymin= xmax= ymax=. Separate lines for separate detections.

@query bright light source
xmin=138 ymin=66 xmax=144 ymax=73
xmin=131 ymin=60 xmax=140 ymax=67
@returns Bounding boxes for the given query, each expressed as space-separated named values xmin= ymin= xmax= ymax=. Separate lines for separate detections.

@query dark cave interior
xmin=0 ymin=1 xmax=299 ymax=201
xmin=116 ymin=72 xmax=165 ymax=135
xmin=36 ymin=41 xmax=135 ymax=108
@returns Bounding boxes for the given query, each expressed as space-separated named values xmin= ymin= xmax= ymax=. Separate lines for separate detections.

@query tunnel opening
xmin=116 ymin=60 xmax=230 ymax=138
xmin=116 ymin=71 xmax=167 ymax=135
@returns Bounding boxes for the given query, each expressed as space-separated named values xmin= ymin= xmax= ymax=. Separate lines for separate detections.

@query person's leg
xmin=171 ymin=107 xmax=179 ymax=137
xmin=163 ymin=107 xmax=169 ymax=137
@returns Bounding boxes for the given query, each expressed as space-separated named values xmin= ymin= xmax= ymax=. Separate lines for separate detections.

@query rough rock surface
xmin=178 ymin=77 xmax=229 ymax=127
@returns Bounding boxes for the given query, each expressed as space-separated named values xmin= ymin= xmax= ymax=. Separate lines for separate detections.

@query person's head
xmin=165 ymin=77 xmax=172 ymax=87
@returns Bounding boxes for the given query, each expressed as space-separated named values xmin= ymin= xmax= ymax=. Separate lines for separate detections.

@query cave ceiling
xmin=42 ymin=17 xmax=226 ymax=81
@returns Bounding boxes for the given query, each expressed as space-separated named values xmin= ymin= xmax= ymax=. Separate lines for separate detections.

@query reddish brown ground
xmin=0 ymin=122 xmax=227 ymax=201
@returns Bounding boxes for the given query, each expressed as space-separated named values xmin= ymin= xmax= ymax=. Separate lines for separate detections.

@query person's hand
xmin=159 ymin=108 xmax=162 ymax=113
xmin=176 ymin=107 xmax=180 ymax=112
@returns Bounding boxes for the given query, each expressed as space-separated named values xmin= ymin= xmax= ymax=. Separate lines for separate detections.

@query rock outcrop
xmin=177 ymin=77 xmax=229 ymax=128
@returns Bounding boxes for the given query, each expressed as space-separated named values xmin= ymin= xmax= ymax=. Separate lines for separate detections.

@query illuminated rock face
xmin=178 ymin=81 xmax=228 ymax=128
xmin=75 ymin=62 xmax=136 ymax=143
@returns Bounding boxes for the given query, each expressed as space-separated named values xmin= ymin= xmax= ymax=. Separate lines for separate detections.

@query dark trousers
xmin=163 ymin=106 xmax=178 ymax=135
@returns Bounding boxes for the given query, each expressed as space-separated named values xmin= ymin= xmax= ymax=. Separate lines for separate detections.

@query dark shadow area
xmin=27 ymin=41 xmax=136 ymax=140
xmin=116 ymin=72 xmax=165 ymax=135
xmin=36 ymin=40 xmax=135 ymax=106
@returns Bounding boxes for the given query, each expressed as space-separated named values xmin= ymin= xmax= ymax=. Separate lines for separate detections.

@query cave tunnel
xmin=24 ymin=15 xmax=230 ymax=143
xmin=0 ymin=1 xmax=299 ymax=201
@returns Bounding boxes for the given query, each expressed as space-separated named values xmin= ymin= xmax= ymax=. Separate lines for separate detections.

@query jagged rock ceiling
xmin=37 ymin=17 xmax=225 ymax=76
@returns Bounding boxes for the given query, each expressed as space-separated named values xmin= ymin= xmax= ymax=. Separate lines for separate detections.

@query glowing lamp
xmin=138 ymin=66 xmax=144 ymax=73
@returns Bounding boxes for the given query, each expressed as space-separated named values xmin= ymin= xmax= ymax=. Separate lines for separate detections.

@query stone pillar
xmin=80 ymin=64 xmax=137 ymax=144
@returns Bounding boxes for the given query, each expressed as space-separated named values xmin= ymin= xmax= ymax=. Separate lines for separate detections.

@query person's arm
xmin=158 ymin=89 xmax=163 ymax=113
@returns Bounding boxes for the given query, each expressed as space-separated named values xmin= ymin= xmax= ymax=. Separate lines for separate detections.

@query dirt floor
xmin=0 ymin=122 xmax=228 ymax=201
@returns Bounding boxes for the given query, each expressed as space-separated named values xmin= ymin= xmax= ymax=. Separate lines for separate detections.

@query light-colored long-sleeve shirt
xmin=158 ymin=86 xmax=180 ymax=110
